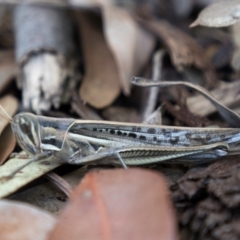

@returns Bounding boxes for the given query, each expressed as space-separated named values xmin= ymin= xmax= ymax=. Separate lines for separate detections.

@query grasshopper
xmin=3 ymin=77 xmax=240 ymax=177
xmin=3 ymin=111 xmax=240 ymax=175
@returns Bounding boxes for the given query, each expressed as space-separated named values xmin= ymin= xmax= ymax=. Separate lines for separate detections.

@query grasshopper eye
xmin=11 ymin=113 xmax=41 ymax=155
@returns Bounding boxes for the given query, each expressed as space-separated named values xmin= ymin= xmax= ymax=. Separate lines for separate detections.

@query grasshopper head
xmin=11 ymin=113 xmax=41 ymax=155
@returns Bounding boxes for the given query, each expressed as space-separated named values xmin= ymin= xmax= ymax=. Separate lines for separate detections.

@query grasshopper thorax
xmin=11 ymin=113 xmax=41 ymax=155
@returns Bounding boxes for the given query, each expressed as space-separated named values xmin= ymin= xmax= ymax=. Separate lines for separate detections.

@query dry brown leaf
xmin=77 ymin=11 xmax=121 ymax=109
xmin=48 ymin=168 xmax=178 ymax=240
xmin=0 ymin=200 xmax=56 ymax=240
xmin=137 ymin=19 xmax=217 ymax=88
xmin=191 ymin=0 xmax=240 ymax=28
xmin=0 ymin=125 xmax=16 ymax=165
xmin=0 ymin=95 xmax=18 ymax=134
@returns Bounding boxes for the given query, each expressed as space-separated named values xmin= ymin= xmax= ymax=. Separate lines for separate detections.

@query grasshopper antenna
xmin=0 ymin=104 xmax=12 ymax=123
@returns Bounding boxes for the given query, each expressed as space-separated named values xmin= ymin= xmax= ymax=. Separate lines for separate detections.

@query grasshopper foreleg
xmin=1 ymin=152 xmax=51 ymax=180
xmin=97 ymin=147 xmax=128 ymax=168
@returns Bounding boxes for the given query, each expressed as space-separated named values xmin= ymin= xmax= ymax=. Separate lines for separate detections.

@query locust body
xmin=10 ymin=112 xmax=240 ymax=166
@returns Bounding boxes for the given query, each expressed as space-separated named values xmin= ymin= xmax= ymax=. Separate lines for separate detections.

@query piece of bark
xmin=187 ymin=80 xmax=240 ymax=117
xmin=137 ymin=18 xmax=217 ymax=88
xmin=48 ymin=168 xmax=178 ymax=240
xmin=0 ymin=200 xmax=56 ymax=240
xmin=172 ymin=156 xmax=240 ymax=240
xmin=14 ymin=5 xmax=80 ymax=113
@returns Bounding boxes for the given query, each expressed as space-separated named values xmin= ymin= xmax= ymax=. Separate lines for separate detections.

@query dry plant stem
xmin=45 ymin=172 xmax=73 ymax=197
xmin=142 ymin=49 xmax=165 ymax=121
xmin=14 ymin=5 xmax=79 ymax=113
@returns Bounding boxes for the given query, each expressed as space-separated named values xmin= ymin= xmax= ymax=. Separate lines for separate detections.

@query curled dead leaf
xmin=75 ymin=2 xmax=154 ymax=108
xmin=190 ymin=0 xmax=240 ymax=27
